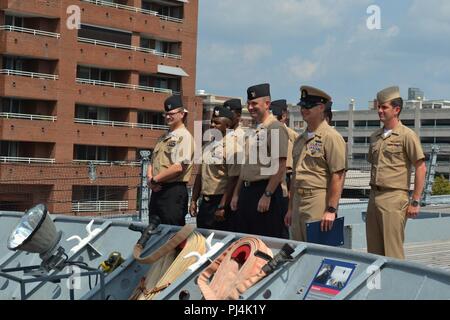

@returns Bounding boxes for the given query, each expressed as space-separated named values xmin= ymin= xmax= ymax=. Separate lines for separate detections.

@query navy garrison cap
xmin=213 ymin=106 xmax=234 ymax=121
xmin=223 ymin=99 xmax=242 ymax=112
xmin=270 ymin=99 xmax=288 ymax=116
xmin=164 ymin=95 xmax=183 ymax=112
xmin=298 ymin=86 xmax=332 ymax=109
xmin=247 ymin=83 xmax=270 ymax=101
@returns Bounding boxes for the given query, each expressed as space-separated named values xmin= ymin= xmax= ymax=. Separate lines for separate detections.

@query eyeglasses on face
xmin=164 ymin=110 xmax=182 ymax=117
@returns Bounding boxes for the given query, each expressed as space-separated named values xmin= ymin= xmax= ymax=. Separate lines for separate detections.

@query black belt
xmin=243 ymin=179 xmax=269 ymax=187
xmin=372 ymin=185 xmax=396 ymax=192
xmin=201 ymin=194 xmax=222 ymax=202
xmin=160 ymin=181 xmax=187 ymax=188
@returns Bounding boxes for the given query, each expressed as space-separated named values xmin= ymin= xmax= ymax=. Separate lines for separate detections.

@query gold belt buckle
xmin=299 ymin=189 xmax=312 ymax=196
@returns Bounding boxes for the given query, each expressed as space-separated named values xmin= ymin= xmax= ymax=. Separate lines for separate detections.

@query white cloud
xmin=408 ymin=0 xmax=450 ymax=34
xmin=285 ymin=56 xmax=319 ymax=80
xmin=386 ymin=25 xmax=400 ymax=38
xmin=242 ymin=44 xmax=272 ymax=64
xmin=202 ymin=0 xmax=371 ymax=39
xmin=198 ymin=0 xmax=450 ymax=108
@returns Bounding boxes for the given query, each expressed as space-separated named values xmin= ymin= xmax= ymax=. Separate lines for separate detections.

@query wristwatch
xmin=327 ymin=206 xmax=337 ymax=214
xmin=264 ymin=190 xmax=273 ymax=197
xmin=217 ymin=204 xmax=225 ymax=210
xmin=411 ymin=199 xmax=420 ymax=207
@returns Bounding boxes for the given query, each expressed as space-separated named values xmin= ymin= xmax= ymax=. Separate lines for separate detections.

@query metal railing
xmin=0 ymin=156 xmax=55 ymax=164
xmin=78 ymin=37 xmax=182 ymax=60
xmin=80 ymin=0 xmax=183 ymax=23
xmin=0 ymin=112 xmax=57 ymax=122
xmin=352 ymin=143 xmax=370 ymax=148
xmin=74 ymin=118 xmax=168 ymax=130
xmin=0 ymin=69 xmax=58 ymax=80
xmin=72 ymin=200 xmax=129 ymax=212
xmin=76 ymin=78 xmax=178 ymax=94
xmin=0 ymin=25 xmax=60 ymax=38
xmin=72 ymin=159 xmax=141 ymax=166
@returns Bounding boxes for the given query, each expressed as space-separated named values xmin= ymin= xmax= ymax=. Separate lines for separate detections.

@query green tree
xmin=432 ymin=175 xmax=450 ymax=195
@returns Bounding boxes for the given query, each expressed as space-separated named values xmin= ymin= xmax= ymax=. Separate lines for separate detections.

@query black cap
xmin=164 ymin=95 xmax=183 ymax=112
xmin=212 ymin=106 xmax=234 ymax=121
xmin=270 ymin=99 xmax=288 ymax=116
xmin=297 ymin=86 xmax=332 ymax=109
xmin=223 ymin=99 xmax=242 ymax=112
xmin=247 ymin=83 xmax=270 ymax=101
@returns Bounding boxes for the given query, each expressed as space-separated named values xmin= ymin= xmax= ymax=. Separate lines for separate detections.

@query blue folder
xmin=306 ymin=217 xmax=345 ymax=247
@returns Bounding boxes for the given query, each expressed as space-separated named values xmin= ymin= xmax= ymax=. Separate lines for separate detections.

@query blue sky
xmin=196 ymin=0 xmax=450 ymax=110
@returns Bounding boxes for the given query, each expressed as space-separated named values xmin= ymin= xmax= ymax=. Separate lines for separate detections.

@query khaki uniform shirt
xmin=201 ymin=133 xmax=241 ymax=195
xmin=368 ymin=121 xmax=425 ymax=191
xmin=151 ymin=125 xmax=194 ymax=183
xmin=286 ymin=125 xmax=300 ymax=171
xmin=293 ymin=120 xmax=347 ymax=189
xmin=240 ymin=114 xmax=289 ymax=182
xmin=281 ymin=124 xmax=299 ymax=197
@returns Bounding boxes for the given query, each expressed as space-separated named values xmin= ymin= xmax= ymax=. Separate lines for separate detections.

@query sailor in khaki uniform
xmin=223 ymin=98 xmax=245 ymax=137
xmin=147 ymin=95 xmax=194 ymax=226
xmin=285 ymin=86 xmax=347 ymax=242
xmin=366 ymin=86 xmax=426 ymax=259
xmin=189 ymin=106 xmax=240 ymax=231
xmin=230 ymin=83 xmax=289 ymax=238
xmin=270 ymin=99 xmax=299 ymax=238
xmin=223 ymin=98 xmax=245 ymax=231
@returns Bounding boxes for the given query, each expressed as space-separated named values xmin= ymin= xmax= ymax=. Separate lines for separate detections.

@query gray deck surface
xmin=405 ymin=240 xmax=450 ymax=272
xmin=355 ymin=240 xmax=450 ymax=272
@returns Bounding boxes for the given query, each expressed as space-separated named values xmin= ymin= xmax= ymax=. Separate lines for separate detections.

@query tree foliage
xmin=432 ymin=175 xmax=450 ymax=195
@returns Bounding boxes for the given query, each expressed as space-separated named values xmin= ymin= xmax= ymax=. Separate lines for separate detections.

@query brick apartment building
xmin=0 ymin=0 xmax=201 ymax=216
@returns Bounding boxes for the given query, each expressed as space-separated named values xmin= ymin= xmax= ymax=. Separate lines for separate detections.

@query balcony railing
xmin=0 ymin=112 xmax=57 ymax=122
xmin=422 ymin=143 xmax=450 ymax=151
xmin=0 ymin=25 xmax=60 ymax=38
xmin=0 ymin=156 xmax=55 ymax=164
xmin=73 ymin=159 xmax=141 ymax=166
xmin=76 ymin=78 xmax=178 ymax=94
xmin=78 ymin=37 xmax=182 ymax=60
xmin=0 ymin=69 xmax=58 ymax=80
xmin=80 ymin=0 xmax=183 ymax=23
xmin=72 ymin=200 xmax=129 ymax=212
xmin=421 ymin=125 xmax=450 ymax=129
xmin=74 ymin=118 xmax=168 ymax=130
xmin=352 ymin=143 xmax=370 ymax=148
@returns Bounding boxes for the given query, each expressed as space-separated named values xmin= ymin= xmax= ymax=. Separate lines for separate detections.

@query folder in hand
xmin=306 ymin=217 xmax=344 ymax=247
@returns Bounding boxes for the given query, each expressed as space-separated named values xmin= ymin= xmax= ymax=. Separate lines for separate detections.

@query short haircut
xmin=390 ymin=97 xmax=403 ymax=116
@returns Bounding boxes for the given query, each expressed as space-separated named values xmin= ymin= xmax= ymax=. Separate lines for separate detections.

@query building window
xmin=402 ymin=120 xmax=415 ymax=127
xmin=2 ymin=57 xmax=24 ymax=70
xmin=353 ymin=153 xmax=367 ymax=160
xmin=5 ymin=15 xmax=24 ymax=28
xmin=436 ymin=119 xmax=450 ymax=126
xmin=332 ymin=121 xmax=348 ymax=128
xmin=77 ymin=66 xmax=112 ymax=82
xmin=75 ymin=105 xmax=110 ymax=121
xmin=0 ymin=141 xmax=19 ymax=157
xmin=74 ymin=145 xmax=108 ymax=161
xmin=367 ymin=120 xmax=380 ymax=127
xmin=138 ymin=111 xmax=165 ymax=125
xmin=1 ymin=98 xmax=22 ymax=113
xmin=421 ymin=120 xmax=435 ymax=127
xmin=354 ymin=137 xmax=368 ymax=144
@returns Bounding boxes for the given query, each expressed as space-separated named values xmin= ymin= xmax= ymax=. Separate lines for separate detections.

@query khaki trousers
xmin=366 ymin=188 xmax=409 ymax=260
xmin=291 ymin=189 xmax=327 ymax=242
